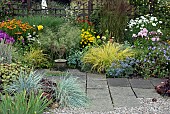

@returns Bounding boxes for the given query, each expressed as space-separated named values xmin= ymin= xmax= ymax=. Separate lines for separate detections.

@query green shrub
xmin=39 ymin=22 xmax=81 ymax=60
xmin=55 ymin=74 xmax=89 ymax=108
xmin=135 ymin=43 xmax=170 ymax=78
xmin=82 ymin=42 xmax=135 ymax=73
xmin=0 ymin=41 xmax=12 ymax=64
xmin=0 ymin=63 xmax=30 ymax=87
xmin=0 ymin=91 xmax=51 ymax=114
xmin=23 ymin=48 xmax=49 ymax=68
xmin=6 ymin=70 xmax=43 ymax=94
xmin=57 ymin=22 xmax=81 ymax=51
xmin=67 ymin=49 xmax=85 ymax=69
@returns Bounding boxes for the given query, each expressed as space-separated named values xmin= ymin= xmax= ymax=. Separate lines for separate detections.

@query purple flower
xmin=0 ymin=30 xmax=15 ymax=44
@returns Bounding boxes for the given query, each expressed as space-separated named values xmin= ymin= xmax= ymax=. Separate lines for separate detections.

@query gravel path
xmin=44 ymin=98 xmax=170 ymax=114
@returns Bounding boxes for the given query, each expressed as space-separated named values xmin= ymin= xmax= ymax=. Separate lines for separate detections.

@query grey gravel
xmin=44 ymin=98 xmax=170 ymax=114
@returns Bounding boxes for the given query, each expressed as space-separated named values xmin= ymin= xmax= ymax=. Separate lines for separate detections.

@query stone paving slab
xmin=110 ymin=87 xmax=141 ymax=107
xmin=149 ymin=78 xmax=166 ymax=87
xmin=133 ymin=88 xmax=161 ymax=98
xmin=87 ymin=73 xmax=106 ymax=81
xmin=86 ymin=98 xmax=113 ymax=111
xmin=129 ymin=79 xmax=154 ymax=89
xmin=107 ymin=78 xmax=130 ymax=87
xmin=87 ymin=80 xmax=108 ymax=89
xmin=87 ymin=88 xmax=110 ymax=99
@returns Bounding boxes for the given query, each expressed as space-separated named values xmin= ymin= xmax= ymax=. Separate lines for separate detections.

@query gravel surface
xmin=44 ymin=98 xmax=170 ymax=114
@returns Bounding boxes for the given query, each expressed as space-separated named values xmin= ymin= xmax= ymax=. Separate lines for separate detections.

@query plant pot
xmin=54 ymin=59 xmax=67 ymax=71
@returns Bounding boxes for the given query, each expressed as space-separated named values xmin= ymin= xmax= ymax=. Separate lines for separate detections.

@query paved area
xmin=46 ymin=69 xmax=166 ymax=112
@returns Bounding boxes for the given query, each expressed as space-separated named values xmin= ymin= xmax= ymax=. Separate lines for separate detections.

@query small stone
xmin=152 ymin=98 xmax=157 ymax=102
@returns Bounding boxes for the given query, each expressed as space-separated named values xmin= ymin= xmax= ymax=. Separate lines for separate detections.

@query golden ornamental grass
xmin=82 ymin=42 xmax=135 ymax=73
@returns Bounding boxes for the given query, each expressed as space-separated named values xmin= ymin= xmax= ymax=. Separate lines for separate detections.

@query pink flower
xmin=151 ymin=37 xmax=160 ymax=41
xmin=142 ymin=28 xmax=148 ymax=33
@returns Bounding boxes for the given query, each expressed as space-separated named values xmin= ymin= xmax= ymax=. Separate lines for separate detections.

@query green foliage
xmin=0 ymin=63 xmax=30 ymax=87
xmin=0 ymin=91 xmax=51 ymax=114
xmin=82 ymin=42 xmax=135 ymax=73
xmin=57 ymin=22 xmax=81 ymax=51
xmin=38 ymin=27 xmax=59 ymax=60
xmin=106 ymin=58 xmax=138 ymax=78
xmin=23 ymin=48 xmax=49 ymax=68
xmin=6 ymin=70 xmax=43 ymax=94
xmin=129 ymin=0 xmax=170 ymax=29
xmin=55 ymin=74 xmax=89 ymax=108
xmin=135 ymin=43 xmax=170 ymax=78
xmin=16 ymin=16 xmax=66 ymax=32
xmin=67 ymin=49 xmax=85 ymax=69
xmin=0 ymin=41 xmax=12 ymax=64
xmin=0 ymin=0 xmax=13 ymax=21
xmin=97 ymin=0 xmax=130 ymax=42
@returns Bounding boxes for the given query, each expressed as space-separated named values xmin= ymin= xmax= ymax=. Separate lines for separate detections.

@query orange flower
xmin=15 ymin=32 xmax=22 ymax=35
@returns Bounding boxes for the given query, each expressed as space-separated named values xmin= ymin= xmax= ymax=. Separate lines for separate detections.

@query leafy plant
xmin=0 ymin=63 xmax=30 ymax=87
xmin=135 ymin=43 xmax=170 ymax=78
xmin=67 ymin=49 xmax=85 ymax=69
xmin=23 ymin=48 xmax=49 ymax=68
xmin=6 ymin=70 xmax=43 ymax=94
xmin=0 ymin=90 xmax=51 ymax=114
xmin=16 ymin=16 xmax=66 ymax=32
xmin=106 ymin=58 xmax=138 ymax=78
xmin=0 ymin=41 xmax=13 ymax=64
xmin=57 ymin=22 xmax=81 ymax=52
xmin=82 ymin=42 xmax=135 ymax=73
xmin=55 ymin=74 xmax=89 ymax=108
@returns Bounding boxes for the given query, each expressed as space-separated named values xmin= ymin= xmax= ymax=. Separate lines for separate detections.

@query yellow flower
xmin=97 ymin=35 xmax=100 ymax=39
xmin=167 ymin=40 xmax=170 ymax=45
xmin=37 ymin=25 xmax=43 ymax=31
xmin=82 ymin=29 xmax=84 ymax=32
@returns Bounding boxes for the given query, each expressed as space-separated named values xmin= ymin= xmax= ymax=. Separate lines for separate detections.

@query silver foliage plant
xmin=56 ymin=73 xmax=89 ymax=108
xmin=0 ymin=41 xmax=12 ymax=64
xmin=6 ymin=70 xmax=43 ymax=94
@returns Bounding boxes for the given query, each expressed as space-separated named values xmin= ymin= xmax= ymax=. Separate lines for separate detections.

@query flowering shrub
xmin=80 ymin=28 xmax=96 ymax=48
xmin=0 ymin=19 xmax=39 ymax=45
xmin=106 ymin=58 xmax=138 ymax=78
xmin=0 ymin=30 xmax=15 ymax=44
xmin=135 ymin=43 xmax=170 ymax=78
xmin=126 ymin=15 xmax=163 ymax=43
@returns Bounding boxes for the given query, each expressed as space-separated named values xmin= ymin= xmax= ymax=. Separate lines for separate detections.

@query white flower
xmin=141 ymin=24 xmax=144 ymax=27
xmin=132 ymin=34 xmax=137 ymax=38
xmin=157 ymin=29 xmax=161 ymax=33
xmin=102 ymin=36 xmax=106 ymax=40
xmin=159 ymin=21 xmax=162 ymax=23
xmin=138 ymin=19 xmax=142 ymax=24
xmin=150 ymin=17 xmax=155 ymax=21
xmin=152 ymin=23 xmax=156 ymax=26
xmin=33 ymin=32 xmax=36 ymax=35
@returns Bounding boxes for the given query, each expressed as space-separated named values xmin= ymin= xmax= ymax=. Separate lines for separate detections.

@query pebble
xmin=44 ymin=98 xmax=170 ymax=114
